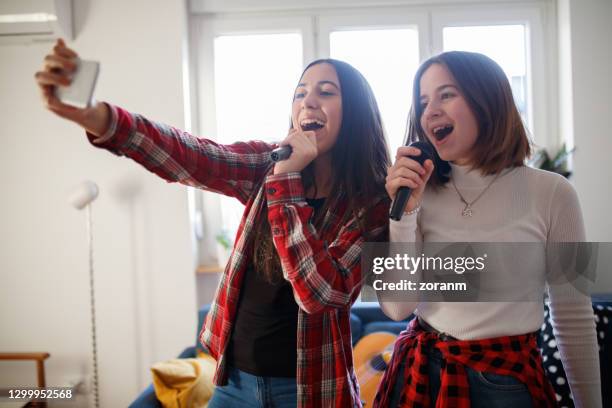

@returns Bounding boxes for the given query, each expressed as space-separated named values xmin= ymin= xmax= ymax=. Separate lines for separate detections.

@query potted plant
xmin=528 ymin=143 xmax=575 ymax=178
xmin=215 ymin=229 xmax=232 ymax=267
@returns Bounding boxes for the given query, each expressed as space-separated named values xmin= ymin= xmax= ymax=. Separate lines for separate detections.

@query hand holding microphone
xmin=272 ymin=129 xmax=318 ymax=174
xmin=387 ymin=141 xmax=435 ymax=220
xmin=271 ymin=145 xmax=292 ymax=162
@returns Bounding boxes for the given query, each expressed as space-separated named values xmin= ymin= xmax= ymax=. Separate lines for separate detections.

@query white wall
xmin=561 ymin=0 xmax=612 ymax=243
xmin=0 ymin=0 xmax=197 ymax=406
xmin=559 ymin=0 xmax=612 ymax=293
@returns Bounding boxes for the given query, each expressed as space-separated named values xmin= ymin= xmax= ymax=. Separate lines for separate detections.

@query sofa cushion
xmin=151 ymin=355 xmax=216 ymax=408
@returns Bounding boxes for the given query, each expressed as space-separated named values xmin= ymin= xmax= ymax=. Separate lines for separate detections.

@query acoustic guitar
xmin=353 ymin=332 xmax=397 ymax=407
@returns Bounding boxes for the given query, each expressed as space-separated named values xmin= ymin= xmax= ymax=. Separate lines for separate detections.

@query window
xmin=214 ymin=33 xmax=303 ymax=144
xmin=443 ymin=25 xmax=528 ymax=123
xmin=431 ymin=4 xmax=551 ymax=147
xmin=213 ymin=33 xmax=303 ymax=236
xmin=329 ymin=28 xmax=420 ymax=154
xmin=191 ymin=2 xmax=554 ymax=269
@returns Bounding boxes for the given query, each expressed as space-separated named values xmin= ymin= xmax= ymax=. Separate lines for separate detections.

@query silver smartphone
xmin=55 ymin=59 xmax=100 ymax=109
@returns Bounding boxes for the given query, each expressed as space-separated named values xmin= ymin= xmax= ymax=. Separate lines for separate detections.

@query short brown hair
xmin=406 ymin=51 xmax=531 ymax=186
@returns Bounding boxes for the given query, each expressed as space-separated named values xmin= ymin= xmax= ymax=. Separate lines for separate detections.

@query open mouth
xmin=432 ymin=125 xmax=453 ymax=141
xmin=300 ymin=119 xmax=325 ymax=131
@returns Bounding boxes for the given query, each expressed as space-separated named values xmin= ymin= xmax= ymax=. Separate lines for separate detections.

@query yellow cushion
xmin=151 ymin=354 xmax=216 ymax=408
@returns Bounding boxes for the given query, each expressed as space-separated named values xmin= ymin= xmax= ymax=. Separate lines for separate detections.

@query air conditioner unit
xmin=0 ymin=0 xmax=73 ymax=43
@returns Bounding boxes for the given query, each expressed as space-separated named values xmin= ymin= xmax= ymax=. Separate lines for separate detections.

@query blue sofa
xmin=130 ymin=297 xmax=612 ymax=407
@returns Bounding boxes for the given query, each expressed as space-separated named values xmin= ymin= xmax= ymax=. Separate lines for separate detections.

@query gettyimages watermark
xmin=360 ymin=242 xmax=608 ymax=302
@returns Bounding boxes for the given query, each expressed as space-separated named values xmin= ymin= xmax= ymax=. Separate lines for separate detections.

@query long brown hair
xmin=253 ymin=59 xmax=390 ymax=283
xmin=406 ymin=51 xmax=531 ymax=186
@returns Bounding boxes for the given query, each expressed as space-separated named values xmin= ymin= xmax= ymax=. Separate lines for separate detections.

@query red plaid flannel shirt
xmin=373 ymin=318 xmax=557 ymax=407
xmin=88 ymin=104 xmax=390 ymax=407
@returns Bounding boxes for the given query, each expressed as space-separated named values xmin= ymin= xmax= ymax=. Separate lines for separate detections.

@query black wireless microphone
xmin=271 ymin=145 xmax=292 ymax=162
xmin=389 ymin=141 xmax=434 ymax=221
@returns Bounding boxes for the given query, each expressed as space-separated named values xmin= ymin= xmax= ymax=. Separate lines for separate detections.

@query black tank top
xmin=226 ymin=197 xmax=326 ymax=377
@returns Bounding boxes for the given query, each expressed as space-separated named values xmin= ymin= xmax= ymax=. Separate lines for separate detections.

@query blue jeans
xmin=389 ymin=342 xmax=534 ymax=408
xmin=208 ymin=367 xmax=297 ymax=408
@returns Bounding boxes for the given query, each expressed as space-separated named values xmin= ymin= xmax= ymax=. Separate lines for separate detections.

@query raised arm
xmin=35 ymin=39 xmax=273 ymax=202
xmin=86 ymin=104 xmax=273 ymax=202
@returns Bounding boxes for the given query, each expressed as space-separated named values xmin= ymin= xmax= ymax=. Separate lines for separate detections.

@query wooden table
xmin=0 ymin=353 xmax=50 ymax=388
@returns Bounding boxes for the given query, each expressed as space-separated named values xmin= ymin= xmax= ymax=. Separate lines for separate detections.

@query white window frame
xmin=189 ymin=1 xmax=557 ymax=268
xmin=190 ymin=14 xmax=315 ymax=267
xmin=191 ymin=2 xmax=556 ymax=154
xmin=191 ymin=14 xmax=315 ymax=140
xmin=316 ymin=8 xmax=430 ymax=61
xmin=316 ymin=8 xmax=429 ymax=152
xmin=430 ymin=2 xmax=556 ymax=149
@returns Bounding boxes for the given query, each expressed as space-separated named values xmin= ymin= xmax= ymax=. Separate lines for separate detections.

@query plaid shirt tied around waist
xmin=88 ymin=104 xmax=390 ymax=408
xmin=374 ymin=318 xmax=557 ymax=408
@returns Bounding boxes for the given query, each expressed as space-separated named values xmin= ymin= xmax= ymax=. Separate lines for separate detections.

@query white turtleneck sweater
xmin=381 ymin=163 xmax=601 ymax=407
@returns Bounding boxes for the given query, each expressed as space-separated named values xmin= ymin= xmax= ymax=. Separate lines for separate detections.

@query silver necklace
xmin=450 ymin=172 xmax=501 ymax=217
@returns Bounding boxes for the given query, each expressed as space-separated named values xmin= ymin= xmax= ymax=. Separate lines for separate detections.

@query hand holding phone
xmin=55 ymin=59 xmax=100 ymax=109
xmin=36 ymin=39 xmax=110 ymax=136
